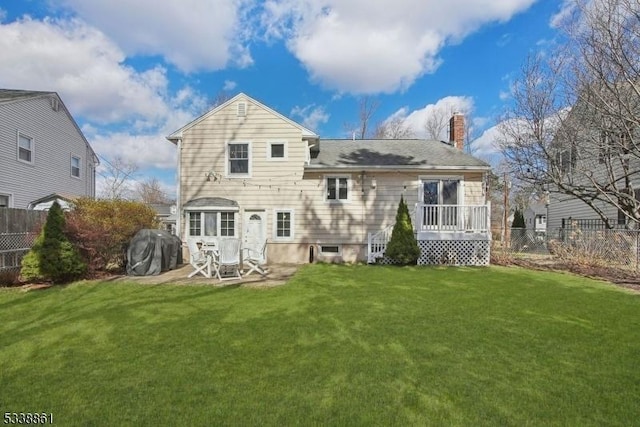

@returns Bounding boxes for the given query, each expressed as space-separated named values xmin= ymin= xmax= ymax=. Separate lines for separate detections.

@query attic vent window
xmin=237 ymin=102 xmax=246 ymax=117
xmin=50 ymin=97 xmax=59 ymax=112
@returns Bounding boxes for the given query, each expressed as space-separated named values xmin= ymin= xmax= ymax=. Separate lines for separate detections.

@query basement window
xmin=320 ymin=245 xmax=341 ymax=255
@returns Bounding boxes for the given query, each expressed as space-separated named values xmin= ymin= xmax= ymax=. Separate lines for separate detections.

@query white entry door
xmin=243 ymin=210 xmax=267 ymax=262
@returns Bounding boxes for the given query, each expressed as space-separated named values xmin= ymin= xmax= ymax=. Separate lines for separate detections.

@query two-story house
xmin=167 ymin=93 xmax=492 ymax=265
xmin=0 ymin=89 xmax=98 ymax=209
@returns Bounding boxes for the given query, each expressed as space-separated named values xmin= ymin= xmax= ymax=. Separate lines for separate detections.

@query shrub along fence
xmin=491 ymin=227 xmax=640 ymax=271
xmin=0 ymin=208 xmax=46 ymax=281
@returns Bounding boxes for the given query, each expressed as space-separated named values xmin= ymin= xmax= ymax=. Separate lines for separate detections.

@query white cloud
xmin=470 ymin=124 xmax=503 ymax=156
xmin=90 ymin=131 xmax=177 ymax=171
xmin=388 ymin=96 xmax=474 ymax=139
xmin=290 ymin=104 xmax=330 ymax=132
xmin=0 ymin=16 xmax=169 ymax=124
xmin=261 ymin=0 xmax=537 ymax=93
xmin=223 ymin=80 xmax=238 ymax=91
xmin=56 ymin=0 xmax=253 ymax=72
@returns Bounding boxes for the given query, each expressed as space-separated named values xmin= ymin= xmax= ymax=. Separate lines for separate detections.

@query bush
xmin=512 ymin=208 xmax=525 ymax=228
xmin=65 ymin=198 xmax=159 ymax=274
xmin=385 ymin=195 xmax=420 ymax=265
xmin=20 ymin=201 xmax=86 ymax=284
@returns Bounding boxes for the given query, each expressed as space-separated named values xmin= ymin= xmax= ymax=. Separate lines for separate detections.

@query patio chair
xmin=187 ymin=240 xmax=212 ymax=278
xmin=243 ymin=240 xmax=269 ymax=277
xmin=213 ymin=238 xmax=242 ymax=281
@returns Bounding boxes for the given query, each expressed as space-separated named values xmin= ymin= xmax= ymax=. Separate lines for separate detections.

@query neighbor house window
xmin=326 ymin=176 xmax=349 ymax=201
xmin=228 ymin=143 xmax=250 ymax=175
xmin=274 ymin=209 xmax=294 ymax=240
xmin=188 ymin=211 xmax=235 ymax=237
xmin=0 ymin=194 xmax=10 ymax=208
xmin=268 ymin=142 xmax=286 ymax=159
xmin=71 ymin=155 xmax=81 ymax=178
xmin=18 ymin=133 xmax=33 ymax=164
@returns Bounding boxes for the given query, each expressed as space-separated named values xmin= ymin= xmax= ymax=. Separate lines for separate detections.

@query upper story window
xmin=326 ymin=176 xmax=349 ymax=202
xmin=71 ymin=155 xmax=81 ymax=178
xmin=268 ymin=142 xmax=287 ymax=160
xmin=18 ymin=133 xmax=33 ymax=164
xmin=228 ymin=143 xmax=250 ymax=176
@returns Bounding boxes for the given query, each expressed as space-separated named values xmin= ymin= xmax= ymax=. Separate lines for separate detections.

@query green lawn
xmin=1 ymin=265 xmax=639 ymax=426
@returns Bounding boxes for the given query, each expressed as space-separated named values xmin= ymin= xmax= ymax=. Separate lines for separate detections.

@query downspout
xmin=176 ymin=138 xmax=182 ymax=239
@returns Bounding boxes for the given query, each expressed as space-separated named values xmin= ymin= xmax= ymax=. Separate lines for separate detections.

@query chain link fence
xmin=491 ymin=227 xmax=640 ymax=271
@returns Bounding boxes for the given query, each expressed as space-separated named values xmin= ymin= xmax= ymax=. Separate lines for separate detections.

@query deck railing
xmin=415 ymin=204 xmax=490 ymax=233
xmin=367 ymin=225 xmax=393 ymax=263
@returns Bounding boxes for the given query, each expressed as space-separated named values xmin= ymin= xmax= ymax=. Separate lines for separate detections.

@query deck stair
xmin=367 ymin=225 xmax=393 ymax=263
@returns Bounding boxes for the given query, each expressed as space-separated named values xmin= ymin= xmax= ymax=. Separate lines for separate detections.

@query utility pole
xmin=502 ymin=172 xmax=510 ymax=247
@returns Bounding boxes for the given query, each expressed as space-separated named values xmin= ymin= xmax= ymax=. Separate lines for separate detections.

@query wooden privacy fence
xmin=0 ymin=208 xmax=46 ymax=273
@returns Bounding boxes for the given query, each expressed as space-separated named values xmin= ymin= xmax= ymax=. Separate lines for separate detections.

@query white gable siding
xmin=0 ymin=96 xmax=95 ymax=208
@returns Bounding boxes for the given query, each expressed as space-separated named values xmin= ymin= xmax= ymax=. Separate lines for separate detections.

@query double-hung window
xmin=18 ymin=133 xmax=33 ymax=164
xmin=326 ymin=176 xmax=349 ymax=202
xmin=274 ymin=209 xmax=294 ymax=240
xmin=71 ymin=155 xmax=81 ymax=178
xmin=0 ymin=194 xmax=10 ymax=208
xmin=228 ymin=143 xmax=250 ymax=176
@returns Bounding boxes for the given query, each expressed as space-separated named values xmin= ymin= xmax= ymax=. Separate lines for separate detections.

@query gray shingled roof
xmin=0 ymin=89 xmax=54 ymax=104
xmin=307 ymin=139 xmax=490 ymax=170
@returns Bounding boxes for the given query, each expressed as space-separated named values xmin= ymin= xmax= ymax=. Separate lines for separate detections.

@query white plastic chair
xmin=243 ymin=240 xmax=268 ymax=277
xmin=213 ymin=238 xmax=242 ymax=281
xmin=187 ymin=240 xmax=212 ymax=278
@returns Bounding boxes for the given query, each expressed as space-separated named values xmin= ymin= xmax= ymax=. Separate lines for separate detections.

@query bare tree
xmin=498 ymin=0 xmax=640 ymax=227
xmin=424 ymin=108 xmax=452 ymax=140
xmin=136 ymin=177 xmax=170 ymax=204
xmin=344 ymin=96 xmax=381 ymax=139
xmin=98 ymin=156 xmax=139 ymax=200
xmin=373 ymin=115 xmax=415 ymax=139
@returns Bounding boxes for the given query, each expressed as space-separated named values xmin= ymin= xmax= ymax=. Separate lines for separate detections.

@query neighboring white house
xmin=524 ymin=202 xmax=547 ymax=234
xmin=167 ymin=93 xmax=492 ymax=265
xmin=0 ymin=89 xmax=99 ymax=209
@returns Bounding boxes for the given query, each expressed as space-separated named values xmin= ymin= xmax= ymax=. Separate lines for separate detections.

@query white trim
xmin=70 ymin=154 xmax=81 ymax=179
xmin=0 ymin=192 xmax=13 ymax=208
xmin=186 ymin=210 xmax=237 ymax=238
xmin=225 ymin=141 xmax=252 ymax=178
xmin=183 ymin=205 xmax=239 ymax=212
xmin=273 ymin=208 xmax=295 ymax=241
xmin=17 ymin=131 xmax=34 ymax=165
xmin=418 ymin=175 xmax=464 ymax=205
xmin=324 ymin=174 xmax=352 ymax=204
xmin=267 ymin=141 xmax=288 ymax=160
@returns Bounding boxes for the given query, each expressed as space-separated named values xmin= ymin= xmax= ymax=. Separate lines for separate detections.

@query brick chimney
xmin=449 ymin=112 xmax=465 ymax=150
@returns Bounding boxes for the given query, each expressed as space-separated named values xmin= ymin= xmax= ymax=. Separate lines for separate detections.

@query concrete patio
xmin=111 ymin=263 xmax=300 ymax=287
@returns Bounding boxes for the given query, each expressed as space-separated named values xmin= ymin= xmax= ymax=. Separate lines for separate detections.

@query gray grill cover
xmin=126 ymin=229 xmax=182 ymax=276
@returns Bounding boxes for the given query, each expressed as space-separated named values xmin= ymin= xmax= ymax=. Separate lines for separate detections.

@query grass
xmin=1 ymin=264 xmax=639 ymax=426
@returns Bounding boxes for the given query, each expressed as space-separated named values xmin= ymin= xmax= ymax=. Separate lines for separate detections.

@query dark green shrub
xmin=385 ymin=195 xmax=420 ymax=265
xmin=512 ymin=208 xmax=525 ymax=228
xmin=21 ymin=201 xmax=86 ymax=284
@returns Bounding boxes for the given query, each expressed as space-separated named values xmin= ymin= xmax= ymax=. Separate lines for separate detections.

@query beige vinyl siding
xmin=178 ymin=95 xmax=488 ymax=263
xmin=0 ymin=95 xmax=95 ymax=209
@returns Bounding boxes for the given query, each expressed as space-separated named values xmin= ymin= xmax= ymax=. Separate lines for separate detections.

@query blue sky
xmin=0 ymin=0 xmax=569 ymax=199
